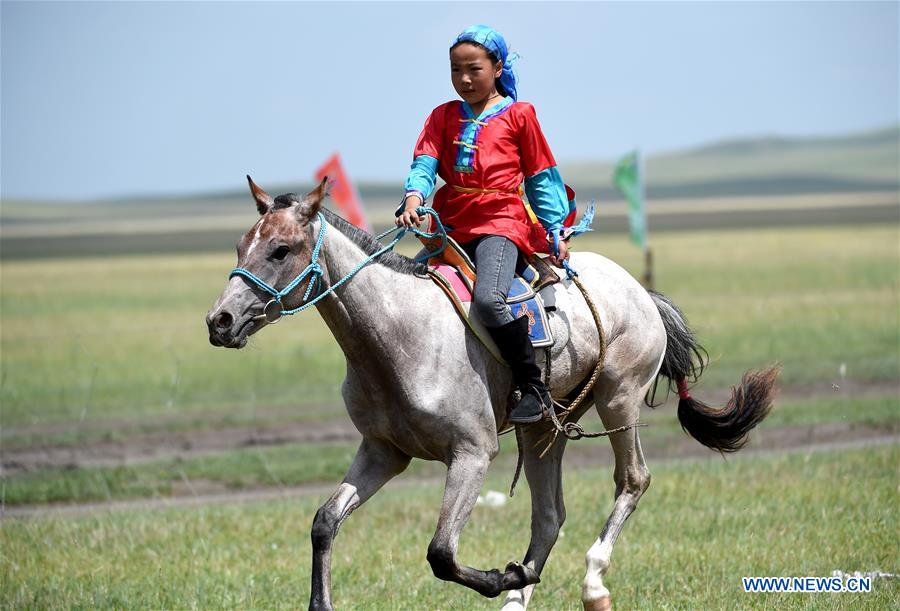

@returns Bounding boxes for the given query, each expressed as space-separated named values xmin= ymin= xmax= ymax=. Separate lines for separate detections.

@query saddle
xmin=418 ymin=233 xmax=560 ymax=363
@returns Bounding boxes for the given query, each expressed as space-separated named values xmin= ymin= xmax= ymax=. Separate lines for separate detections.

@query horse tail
xmin=648 ymin=290 xmax=779 ymax=453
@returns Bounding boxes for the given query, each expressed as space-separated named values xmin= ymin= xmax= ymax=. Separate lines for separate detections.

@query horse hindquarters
xmin=560 ymin=269 xmax=663 ymax=610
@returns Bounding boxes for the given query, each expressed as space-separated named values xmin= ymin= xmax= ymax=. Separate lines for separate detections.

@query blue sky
xmin=2 ymin=1 xmax=897 ymax=201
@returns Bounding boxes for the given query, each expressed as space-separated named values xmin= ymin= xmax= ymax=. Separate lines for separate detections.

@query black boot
xmin=488 ymin=316 xmax=551 ymax=424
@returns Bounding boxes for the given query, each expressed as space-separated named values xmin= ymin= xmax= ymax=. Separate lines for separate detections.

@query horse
xmin=206 ymin=177 xmax=778 ymax=610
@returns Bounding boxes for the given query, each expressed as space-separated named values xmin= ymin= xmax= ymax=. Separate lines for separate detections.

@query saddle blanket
xmin=430 ymin=264 xmax=555 ymax=348
xmin=421 ymin=234 xmax=560 ymax=362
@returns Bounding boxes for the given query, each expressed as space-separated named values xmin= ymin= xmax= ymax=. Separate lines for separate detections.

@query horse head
xmin=206 ymin=176 xmax=328 ymax=348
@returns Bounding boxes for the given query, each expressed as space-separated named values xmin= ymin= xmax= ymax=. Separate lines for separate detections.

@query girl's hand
xmin=395 ymin=195 xmax=425 ymax=228
xmin=549 ymin=239 xmax=570 ymax=268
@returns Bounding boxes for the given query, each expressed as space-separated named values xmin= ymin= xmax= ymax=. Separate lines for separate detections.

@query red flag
xmin=314 ymin=153 xmax=370 ymax=231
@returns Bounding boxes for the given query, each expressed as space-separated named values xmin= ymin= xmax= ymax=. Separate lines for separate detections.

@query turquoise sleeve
xmin=404 ymin=155 xmax=439 ymax=202
xmin=524 ymin=166 xmax=569 ymax=231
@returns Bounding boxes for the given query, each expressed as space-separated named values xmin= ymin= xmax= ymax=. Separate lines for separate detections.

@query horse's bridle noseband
xmin=229 ymin=211 xmax=329 ymax=324
xmin=227 ymin=207 xmax=448 ymax=325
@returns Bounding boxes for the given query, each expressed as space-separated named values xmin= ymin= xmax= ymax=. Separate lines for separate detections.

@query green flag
xmin=613 ymin=151 xmax=647 ymax=249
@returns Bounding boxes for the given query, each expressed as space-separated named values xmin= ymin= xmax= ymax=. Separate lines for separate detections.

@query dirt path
xmin=2 ymin=419 xmax=360 ymax=474
xmin=4 ymin=380 xmax=896 ymax=474
xmin=3 ymin=425 xmax=896 ymax=519
xmin=0 ymin=427 xmax=900 ymax=519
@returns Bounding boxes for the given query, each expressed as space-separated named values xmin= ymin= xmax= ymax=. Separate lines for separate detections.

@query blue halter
xmin=229 ymin=208 xmax=447 ymax=323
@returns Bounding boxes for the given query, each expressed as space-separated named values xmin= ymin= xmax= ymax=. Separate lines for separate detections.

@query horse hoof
xmin=502 ymin=561 xmax=541 ymax=590
xmin=583 ymin=595 xmax=612 ymax=611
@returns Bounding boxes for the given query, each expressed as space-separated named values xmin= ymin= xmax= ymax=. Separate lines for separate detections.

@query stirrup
xmin=508 ymin=386 xmax=550 ymax=425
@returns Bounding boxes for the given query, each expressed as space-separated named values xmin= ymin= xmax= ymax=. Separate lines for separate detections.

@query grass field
xmin=4 ymin=392 xmax=897 ymax=507
xmin=3 ymin=445 xmax=897 ymax=609
xmin=2 ymin=224 xmax=897 ymax=436
xmin=2 ymin=124 xmax=898 ymax=610
xmin=1 ymin=209 xmax=897 ymax=609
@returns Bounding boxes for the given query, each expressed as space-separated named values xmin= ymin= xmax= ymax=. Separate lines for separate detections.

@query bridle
xmin=229 ymin=208 xmax=447 ymax=324
xmin=229 ymin=211 xmax=329 ymax=324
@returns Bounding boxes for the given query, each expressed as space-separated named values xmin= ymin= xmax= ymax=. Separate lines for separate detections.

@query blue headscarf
xmin=452 ymin=25 xmax=519 ymax=101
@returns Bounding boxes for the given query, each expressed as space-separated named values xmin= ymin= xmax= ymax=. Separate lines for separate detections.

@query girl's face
xmin=450 ymin=43 xmax=503 ymax=107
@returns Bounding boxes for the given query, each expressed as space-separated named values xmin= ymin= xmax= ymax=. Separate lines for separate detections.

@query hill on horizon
xmin=558 ymin=124 xmax=899 ymax=202
xmin=2 ymin=124 xmax=897 ymax=211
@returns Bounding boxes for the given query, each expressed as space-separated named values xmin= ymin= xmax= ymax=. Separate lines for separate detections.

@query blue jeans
xmin=461 ymin=235 xmax=519 ymax=328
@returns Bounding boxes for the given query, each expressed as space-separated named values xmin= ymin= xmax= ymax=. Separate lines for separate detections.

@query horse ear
xmin=247 ymin=175 xmax=274 ymax=215
xmin=297 ymin=176 xmax=330 ymax=222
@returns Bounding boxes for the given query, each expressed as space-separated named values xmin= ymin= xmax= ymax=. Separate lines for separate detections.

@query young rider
xmin=396 ymin=25 xmax=574 ymax=425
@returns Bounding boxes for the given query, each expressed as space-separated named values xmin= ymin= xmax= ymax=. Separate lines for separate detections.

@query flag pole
xmin=638 ymin=149 xmax=654 ymax=290
xmin=613 ymin=148 xmax=652 ymax=290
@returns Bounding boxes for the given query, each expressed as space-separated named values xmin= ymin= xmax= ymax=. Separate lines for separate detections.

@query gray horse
xmin=206 ymin=178 xmax=778 ymax=610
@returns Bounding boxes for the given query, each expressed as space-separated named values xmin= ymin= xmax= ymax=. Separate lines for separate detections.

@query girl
xmin=396 ymin=25 xmax=575 ymax=425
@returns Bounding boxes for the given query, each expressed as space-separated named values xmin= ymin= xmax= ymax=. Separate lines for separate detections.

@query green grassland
xmin=2 ymin=224 xmax=897 ymax=436
xmin=3 ymin=223 xmax=897 ymax=509
xmin=2 ymin=206 xmax=897 ymax=609
xmin=2 ymin=126 xmax=897 ymax=610
xmin=3 ymin=445 xmax=897 ymax=609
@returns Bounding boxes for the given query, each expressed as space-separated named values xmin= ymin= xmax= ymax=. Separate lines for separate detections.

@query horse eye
xmin=272 ymin=245 xmax=291 ymax=260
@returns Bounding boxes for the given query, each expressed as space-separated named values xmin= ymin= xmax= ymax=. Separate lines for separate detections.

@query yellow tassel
xmin=521 ymin=199 xmax=539 ymax=224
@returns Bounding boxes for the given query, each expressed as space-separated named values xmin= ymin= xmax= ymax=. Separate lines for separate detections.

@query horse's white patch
xmin=246 ymin=219 xmax=265 ymax=256
xmin=499 ymin=587 xmax=528 ymax=611
xmin=582 ymin=537 xmax=613 ymax=605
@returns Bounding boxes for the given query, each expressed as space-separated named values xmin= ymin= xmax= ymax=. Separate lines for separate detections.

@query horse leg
xmin=427 ymin=450 xmax=542 ymax=598
xmin=581 ymin=392 xmax=651 ymax=611
xmin=501 ymin=414 xmax=584 ymax=610
xmin=309 ymin=438 xmax=411 ymax=611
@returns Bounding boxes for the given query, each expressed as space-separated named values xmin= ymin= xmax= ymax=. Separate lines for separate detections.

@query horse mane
xmin=321 ymin=208 xmax=427 ymax=276
xmin=271 ymin=193 xmax=427 ymax=275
